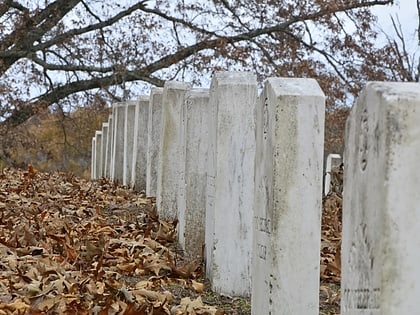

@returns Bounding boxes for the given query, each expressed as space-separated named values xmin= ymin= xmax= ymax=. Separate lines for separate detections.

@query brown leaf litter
xmin=0 ymin=165 xmax=342 ymax=314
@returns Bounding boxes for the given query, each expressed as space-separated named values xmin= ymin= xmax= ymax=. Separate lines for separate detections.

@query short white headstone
xmin=341 ymin=82 xmax=420 ymax=314
xmin=251 ymin=78 xmax=325 ymax=314
xmin=156 ymin=81 xmax=192 ymax=220
xmin=178 ymin=88 xmax=210 ymax=259
xmin=146 ymin=88 xmax=163 ymax=197
xmin=205 ymin=72 xmax=257 ymax=296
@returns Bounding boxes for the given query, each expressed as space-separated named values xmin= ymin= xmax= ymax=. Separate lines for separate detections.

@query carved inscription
xmin=257 ymin=243 xmax=267 ymax=260
xmin=258 ymin=217 xmax=271 ymax=234
xmin=343 ymin=288 xmax=380 ymax=310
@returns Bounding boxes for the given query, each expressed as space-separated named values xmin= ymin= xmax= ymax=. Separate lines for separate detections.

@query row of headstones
xmin=91 ymin=71 xmax=420 ymax=314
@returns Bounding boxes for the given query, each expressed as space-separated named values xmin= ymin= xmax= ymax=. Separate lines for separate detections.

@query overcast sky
xmin=372 ymin=0 xmax=419 ymax=51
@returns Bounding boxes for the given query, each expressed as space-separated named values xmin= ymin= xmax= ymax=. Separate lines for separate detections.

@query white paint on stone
xmin=251 ymin=78 xmax=325 ymax=315
xmin=111 ymin=103 xmax=126 ymax=184
xmin=156 ymin=81 xmax=192 ymax=220
xmin=341 ymin=82 xmax=420 ymax=315
xmin=123 ymin=101 xmax=137 ymax=186
xmin=94 ymin=131 xmax=102 ymax=179
xmin=131 ymin=96 xmax=149 ymax=191
xmin=100 ymin=122 xmax=109 ymax=178
xmin=146 ymin=88 xmax=163 ymax=197
xmin=177 ymin=88 xmax=210 ymax=259
xmin=91 ymin=137 xmax=96 ymax=180
xmin=104 ymin=115 xmax=113 ymax=178
xmin=324 ymin=153 xmax=342 ymax=195
xmin=205 ymin=72 xmax=257 ymax=296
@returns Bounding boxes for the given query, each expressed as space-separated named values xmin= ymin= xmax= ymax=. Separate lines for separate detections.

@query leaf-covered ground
xmin=0 ymin=166 xmax=342 ymax=314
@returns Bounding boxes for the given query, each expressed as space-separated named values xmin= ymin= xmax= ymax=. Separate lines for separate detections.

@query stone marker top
xmin=95 ymin=131 xmax=102 ymax=136
xmin=102 ymin=122 xmax=109 ymax=128
xmin=366 ymin=81 xmax=420 ymax=101
xmin=112 ymin=102 xmax=127 ymax=108
xmin=151 ymin=87 xmax=163 ymax=93
xmin=213 ymin=71 xmax=257 ymax=85
xmin=267 ymin=77 xmax=324 ymax=97
xmin=164 ymin=81 xmax=192 ymax=90
xmin=137 ymin=95 xmax=149 ymax=102
xmin=188 ymin=88 xmax=209 ymax=96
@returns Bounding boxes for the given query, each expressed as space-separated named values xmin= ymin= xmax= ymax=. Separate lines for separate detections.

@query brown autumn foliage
xmin=0 ymin=103 xmax=109 ymax=177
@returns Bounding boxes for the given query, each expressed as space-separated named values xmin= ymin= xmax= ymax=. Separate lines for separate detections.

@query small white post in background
xmin=324 ymin=153 xmax=342 ymax=195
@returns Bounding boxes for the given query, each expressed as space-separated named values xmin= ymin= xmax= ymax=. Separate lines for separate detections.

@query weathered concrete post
xmin=146 ymin=88 xmax=163 ymax=197
xmin=100 ymin=122 xmax=109 ymax=178
xmin=131 ymin=96 xmax=149 ymax=191
xmin=94 ymin=131 xmax=102 ymax=179
xmin=341 ymin=82 xmax=420 ymax=314
xmin=111 ymin=102 xmax=126 ymax=184
xmin=251 ymin=78 xmax=325 ymax=314
xmin=123 ymin=100 xmax=137 ymax=186
xmin=205 ymin=72 xmax=257 ymax=296
xmin=156 ymin=81 xmax=192 ymax=219
xmin=177 ymin=88 xmax=210 ymax=259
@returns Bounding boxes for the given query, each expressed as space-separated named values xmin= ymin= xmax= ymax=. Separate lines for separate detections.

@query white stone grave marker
xmin=146 ymin=88 xmax=163 ymax=197
xmin=205 ymin=72 xmax=257 ymax=296
xmin=156 ymin=81 xmax=192 ymax=219
xmin=341 ymin=82 xmax=420 ymax=314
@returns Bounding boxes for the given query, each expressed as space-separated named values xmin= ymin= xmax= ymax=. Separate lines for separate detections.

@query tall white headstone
xmin=123 ymin=100 xmax=137 ymax=186
xmin=100 ymin=122 xmax=109 ymax=178
xmin=146 ymin=88 xmax=163 ymax=197
xmin=156 ymin=81 xmax=192 ymax=220
xmin=205 ymin=72 xmax=257 ymax=296
xmin=104 ymin=115 xmax=113 ymax=178
xmin=91 ymin=137 xmax=96 ymax=180
xmin=341 ymin=82 xmax=420 ymax=315
xmin=111 ymin=102 xmax=126 ymax=183
xmin=251 ymin=78 xmax=325 ymax=314
xmin=94 ymin=131 xmax=102 ymax=179
xmin=178 ymin=88 xmax=210 ymax=259
xmin=131 ymin=96 xmax=149 ymax=192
